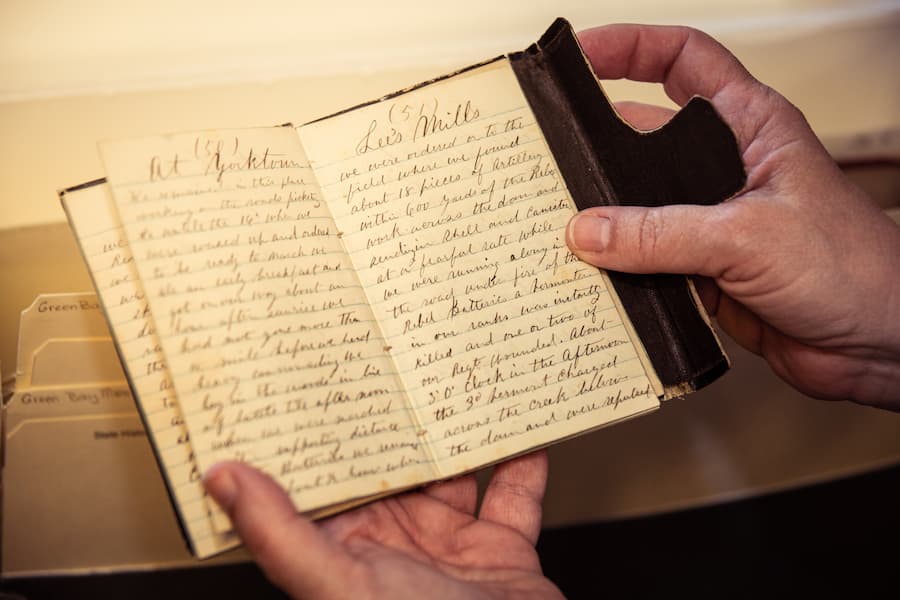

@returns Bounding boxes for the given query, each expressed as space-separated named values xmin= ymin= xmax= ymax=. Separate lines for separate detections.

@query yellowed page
xmin=62 ymin=183 xmax=238 ymax=558
xmin=100 ymin=126 xmax=435 ymax=526
xmin=300 ymin=60 xmax=659 ymax=475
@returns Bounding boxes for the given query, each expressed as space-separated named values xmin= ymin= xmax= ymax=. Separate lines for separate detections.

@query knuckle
xmin=708 ymin=201 xmax=765 ymax=278
xmin=634 ymin=209 xmax=664 ymax=262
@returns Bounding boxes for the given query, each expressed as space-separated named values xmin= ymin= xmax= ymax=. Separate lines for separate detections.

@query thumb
xmin=204 ymin=462 xmax=354 ymax=598
xmin=565 ymin=204 xmax=735 ymax=276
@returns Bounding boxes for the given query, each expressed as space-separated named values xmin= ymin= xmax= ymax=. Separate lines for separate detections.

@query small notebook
xmin=60 ymin=18 xmax=745 ymax=557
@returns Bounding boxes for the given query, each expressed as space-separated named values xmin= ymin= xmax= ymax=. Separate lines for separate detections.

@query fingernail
xmin=569 ymin=213 xmax=611 ymax=252
xmin=204 ymin=463 xmax=238 ymax=510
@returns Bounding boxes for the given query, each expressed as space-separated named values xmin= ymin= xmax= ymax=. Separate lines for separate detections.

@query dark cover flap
xmin=510 ymin=18 xmax=746 ymax=397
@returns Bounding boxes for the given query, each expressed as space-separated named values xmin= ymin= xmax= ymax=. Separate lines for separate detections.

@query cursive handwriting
xmin=299 ymin=60 xmax=658 ymax=476
xmin=104 ymin=126 xmax=435 ymax=519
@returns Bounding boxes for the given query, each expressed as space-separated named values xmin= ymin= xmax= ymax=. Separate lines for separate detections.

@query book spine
xmin=509 ymin=18 xmax=746 ymax=397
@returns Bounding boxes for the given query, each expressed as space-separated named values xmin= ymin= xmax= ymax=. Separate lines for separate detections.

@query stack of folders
xmin=1 ymin=292 xmax=246 ymax=577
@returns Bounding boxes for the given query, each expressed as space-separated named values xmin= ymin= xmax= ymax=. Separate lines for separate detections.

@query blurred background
xmin=1 ymin=1 xmax=899 ymax=597
xmin=2 ymin=0 xmax=898 ymax=229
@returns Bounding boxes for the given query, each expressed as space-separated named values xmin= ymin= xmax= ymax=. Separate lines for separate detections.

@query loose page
xmin=62 ymin=183 xmax=239 ymax=558
xmin=300 ymin=59 xmax=660 ymax=475
xmin=100 ymin=126 xmax=435 ymax=524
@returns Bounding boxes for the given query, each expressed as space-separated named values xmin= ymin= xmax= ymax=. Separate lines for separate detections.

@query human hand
xmin=568 ymin=24 xmax=900 ymax=410
xmin=203 ymin=451 xmax=563 ymax=600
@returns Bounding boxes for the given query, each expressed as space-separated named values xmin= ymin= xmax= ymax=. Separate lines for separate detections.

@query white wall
xmin=1 ymin=0 xmax=898 ymax=229
xmin=2 ymin=0 xmax=897 ymax=101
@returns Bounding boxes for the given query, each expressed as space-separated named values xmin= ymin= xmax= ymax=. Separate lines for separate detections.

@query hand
xmin=568 ymin=25 xmax=900 ymax=410
xmin=204 ymin=451 xmax=563 ymax=600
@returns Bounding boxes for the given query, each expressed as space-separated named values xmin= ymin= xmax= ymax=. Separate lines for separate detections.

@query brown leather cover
xmin=510 ymin=18 xmax=747 ymax=397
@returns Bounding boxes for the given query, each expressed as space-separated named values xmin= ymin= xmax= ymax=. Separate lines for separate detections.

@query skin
xmin=569 ymin=25 xmax=900 ymax=411
xmin=205 ymin=451 xmax=563 ymax=600
xmin=205 ymin=24 xmax=900 ymax=599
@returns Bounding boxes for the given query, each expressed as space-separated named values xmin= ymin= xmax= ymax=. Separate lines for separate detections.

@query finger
xmin=478 ymin=450 xmax=548 ymax=545
xmin=613 ymin=101 xmax=675 ymax=131
xmin=713 ymin=294 xmax=765 ymax=356
xmin=577 ymin=24 xmax=750 ymax=106
xmin=566 ymin=204 xmax=742 ymax=277
xmin=204 ymin=461 xmax=354 ymax=598
xmin=422 ymin=474 xmax=479 ymax=514
xmin=577 ymin=24 xmax=773 ymax=153
xmin=692 ymin=276 xmax=721 ymax=316
xmin=692 ymin=278 xmax=767 ymax=356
